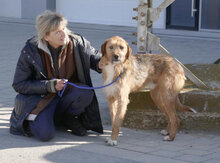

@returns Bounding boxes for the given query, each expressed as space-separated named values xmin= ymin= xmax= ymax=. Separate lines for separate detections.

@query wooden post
xmin=134 ymin=0 xmax=148 ymax=54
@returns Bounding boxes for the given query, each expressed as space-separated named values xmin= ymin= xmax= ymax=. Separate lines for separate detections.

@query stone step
xmin=124 ymin=64 xmax=220 ymax=131
xmin=127 ymin=89 xmax=220 ymax=113
xmin=123 ymin=110 xmax=220 ymax=131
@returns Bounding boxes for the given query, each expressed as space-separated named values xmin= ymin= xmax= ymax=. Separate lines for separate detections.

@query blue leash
xmin=58 ymin=74 xmax=121 ymax=97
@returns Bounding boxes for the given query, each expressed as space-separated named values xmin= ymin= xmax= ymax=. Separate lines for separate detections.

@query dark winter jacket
xmin=10 ymin=34 xmax=103 ymax=136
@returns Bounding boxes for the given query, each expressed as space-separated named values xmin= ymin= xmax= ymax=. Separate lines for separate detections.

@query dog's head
xmin=101 ymin=36 xmax=132 ymax=64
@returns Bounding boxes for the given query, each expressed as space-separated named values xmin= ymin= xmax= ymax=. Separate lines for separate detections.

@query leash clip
xmin=119 ymin=68 xmax=126 ymax=78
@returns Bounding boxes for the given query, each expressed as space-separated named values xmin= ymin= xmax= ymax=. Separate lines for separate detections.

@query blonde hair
xmin=36 ymin=10 xmax=71 ymax=42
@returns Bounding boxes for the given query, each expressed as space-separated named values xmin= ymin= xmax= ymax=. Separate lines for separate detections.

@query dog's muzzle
xmin=113 ymin=54 xmax=119 ymax=62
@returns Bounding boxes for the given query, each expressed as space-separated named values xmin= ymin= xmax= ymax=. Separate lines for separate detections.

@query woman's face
xmin=44 ymin=25 xmax=68 ymax=49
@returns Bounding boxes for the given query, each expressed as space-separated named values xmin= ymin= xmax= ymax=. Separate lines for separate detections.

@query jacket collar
xmin=37 ymin=39 xmax=51 ymax=55
xmin=37 ymin=36 xmax=70 ymax=56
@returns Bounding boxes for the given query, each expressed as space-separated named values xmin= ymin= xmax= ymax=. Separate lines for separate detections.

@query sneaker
xmin=63 ymin=114 xmax=87 ymax=136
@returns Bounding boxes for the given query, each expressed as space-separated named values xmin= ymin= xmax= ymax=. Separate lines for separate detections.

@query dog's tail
xmin=176 ymin=97 xmax=197 ymax=113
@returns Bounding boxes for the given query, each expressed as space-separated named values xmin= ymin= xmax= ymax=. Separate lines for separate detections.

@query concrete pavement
xmin=0 ymin=17 xmax=220 ymax=163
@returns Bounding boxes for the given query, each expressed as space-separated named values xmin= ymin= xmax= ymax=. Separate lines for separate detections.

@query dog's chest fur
xmin=102 ymin=63 xmax=120 ymax=97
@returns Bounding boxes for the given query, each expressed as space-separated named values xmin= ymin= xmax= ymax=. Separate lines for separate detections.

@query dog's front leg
xmin=106 ymin=91 xmax=129 ymax=146
xmin=108 ymin=97 xmax=117 ymax=123
xmin=105 ymin=97 xmax=118 ymax=146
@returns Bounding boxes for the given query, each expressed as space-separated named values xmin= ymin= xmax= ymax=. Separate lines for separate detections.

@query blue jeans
xmin=29 ymin=86 xmax=94 ymax=141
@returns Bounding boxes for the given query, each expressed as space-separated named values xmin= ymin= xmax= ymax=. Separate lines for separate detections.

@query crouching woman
xmin=10 ymin=10 xmax=103 ymax=141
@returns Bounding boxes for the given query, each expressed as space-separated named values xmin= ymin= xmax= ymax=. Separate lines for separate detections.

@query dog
xmin=99 ymin=36 xmax=197 ymax=146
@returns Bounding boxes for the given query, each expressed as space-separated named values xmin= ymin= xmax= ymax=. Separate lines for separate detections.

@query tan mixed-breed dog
xmin=99 ymin=36 xmax=196 ymax=146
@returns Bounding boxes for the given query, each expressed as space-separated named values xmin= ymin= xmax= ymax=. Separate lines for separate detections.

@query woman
xmin=10 ymin=10 xmax=103 ymax=141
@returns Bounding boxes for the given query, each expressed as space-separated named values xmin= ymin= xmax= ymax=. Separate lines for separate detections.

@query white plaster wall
xmin=154 ymin=0 xmax=166 ymax=29
xmin=0 ymin=0 xmax=21 ymax=18
xmin=21 ymin=0 xmax=47 ymax=19
xmin=56 ymin=0 xmax=166 ymax=29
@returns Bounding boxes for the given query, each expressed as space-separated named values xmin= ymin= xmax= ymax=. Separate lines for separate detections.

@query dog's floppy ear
xmin=126 ymin=41 xmax=132 ymax=59
xmin=101 ymin=40 xmax=108 ymax=56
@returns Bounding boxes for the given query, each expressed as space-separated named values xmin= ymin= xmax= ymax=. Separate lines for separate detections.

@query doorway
xmin=166 ymin=0 xmax=199 ymax=30
xmin=166 ymin=0 xmax=220 ymax=31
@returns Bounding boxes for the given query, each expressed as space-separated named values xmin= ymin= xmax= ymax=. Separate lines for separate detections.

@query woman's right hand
xmin=55 ymin=79 xmax=67 ymax=91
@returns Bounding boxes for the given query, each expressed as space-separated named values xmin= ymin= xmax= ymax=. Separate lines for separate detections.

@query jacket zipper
xmin=40 ymin=71 xmax=47 ymax=79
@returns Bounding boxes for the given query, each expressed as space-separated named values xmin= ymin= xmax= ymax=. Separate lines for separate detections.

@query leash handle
xmin=58 ymin=79 xmax=68 ymax=97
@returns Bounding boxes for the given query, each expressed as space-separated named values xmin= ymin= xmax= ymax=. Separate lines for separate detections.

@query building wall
xmin=21 ymin=0 xmax=56 ymax=19
xmin=0 ymin=0 xmax=21 ymax=18
xmin=56 ymin=0 xmax=166 ymax=29
xmin=0 ymin=0 xmax=166 ymax=29
xmin=154 ymin=0 xmax=166 ymax=29
xmin=21 ymin=0 xmax=47 ymax=19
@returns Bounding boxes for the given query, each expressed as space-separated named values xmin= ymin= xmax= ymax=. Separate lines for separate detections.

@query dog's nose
xmin=114 ymin=54 xmax=119 ymax=60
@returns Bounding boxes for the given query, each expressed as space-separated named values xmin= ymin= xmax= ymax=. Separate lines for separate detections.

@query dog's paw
xmin=105 ymin=137 xmax=117 ymax=146
xmin=163 ymin=136 xmax=173 ymax=141
xmin=160 ymin=129 xmax=169 ymax=136
xmin=189 ymin=108 xmax=197 ymax=113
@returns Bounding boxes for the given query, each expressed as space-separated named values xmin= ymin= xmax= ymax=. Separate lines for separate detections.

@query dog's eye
xmin=119 ymin=46 xmax=124 ymax=50
xmin=109 ymin=46 xmax=113 ymax=49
